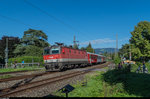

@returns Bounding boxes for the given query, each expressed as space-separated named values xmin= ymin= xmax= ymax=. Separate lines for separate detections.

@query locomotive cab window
xmin=44 ymin=49 xmax=50 ymax=55
xmin=51 ymin=47 xmax=60 ymax=54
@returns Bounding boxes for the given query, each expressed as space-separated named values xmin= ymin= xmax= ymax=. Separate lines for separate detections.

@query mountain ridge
xmin=94 ymin=48 xmax=119 ymax=54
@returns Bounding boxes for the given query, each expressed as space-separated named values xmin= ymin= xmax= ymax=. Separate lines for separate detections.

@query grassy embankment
xmin=53 ymin=63 xmax=150 ymax=97
xmin=0 ymin=66 xmax=45 ymax=73
xmin=0 ymin=66 xmax=45 ymax=79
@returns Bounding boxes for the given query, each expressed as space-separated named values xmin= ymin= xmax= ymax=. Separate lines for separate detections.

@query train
xmin=43 ymin=43 xmax=106 ymax=71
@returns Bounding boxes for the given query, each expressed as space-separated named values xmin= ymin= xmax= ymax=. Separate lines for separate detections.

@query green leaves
xmin=22 ymin=29 xmax=49 ymax=47
xmin=130 ymin=21 xmax=150 ymax=61
xmin=120 ymin=21 xmax=150 ymax=62
xmin=14 ymin=29 xmax=50 ymax=57
xmin=86 ymin=42 xmax=94 ymax=53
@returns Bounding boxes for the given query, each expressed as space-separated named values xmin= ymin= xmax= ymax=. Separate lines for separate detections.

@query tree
xmin=14 ymin=29 xmax=50 ymax=56
xmin=86 ymin=42 xmax=94 ymax=53
xmin=119 ymin=44 xmax=130 ymax=60
xmin=21 ymin=29 xmax=49 ymax=47
xmin=13 ymin=44 xmax=26 ymax=56
xmin=73 ymin=43 xmax=79 ymax=49
xmin=113 ymin=56 xmax=121 ymax=65
xmin=24 ymin=45 xmax=43 ymax=56
xmin=130 ymin=21 xmax=150 ymax=61
xmin=80 ymin=47 xmax=86 ymax=50
xmin=0 ymin=36 xmax=20 ymax=63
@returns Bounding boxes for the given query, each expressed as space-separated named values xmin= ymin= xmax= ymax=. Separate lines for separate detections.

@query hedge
xmin=8 ymin=56 xmax=43 ymax=64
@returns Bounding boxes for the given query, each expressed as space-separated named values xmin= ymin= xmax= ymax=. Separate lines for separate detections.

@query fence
xmin=0 ymin=64 xmax=5 ymax=69
xmin=0 ymin=63 xmax=42 ymax=69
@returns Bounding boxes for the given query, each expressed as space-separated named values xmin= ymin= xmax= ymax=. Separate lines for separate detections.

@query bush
xmin=113 ymin=56 xmax=121 ymax=65
xmin=8 ymin=56 xmax=43 ymax=64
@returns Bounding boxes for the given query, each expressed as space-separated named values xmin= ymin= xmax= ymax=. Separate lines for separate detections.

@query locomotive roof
xmin=62 ymin=46 xmax=87 ymax=52
xmin=87 ymin=52 xmax=105 ymax=57
xmin=44 ymin=45 xmax=87 ymax=52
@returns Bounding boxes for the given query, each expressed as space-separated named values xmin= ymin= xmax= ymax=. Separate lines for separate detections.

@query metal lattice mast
xmin=5 ymin=38 xmax=9 ymax=68
xmin=115 ymin=34 xmax=118 ymax=57
xmin=73 ymin=35 xmax=79 ymax=48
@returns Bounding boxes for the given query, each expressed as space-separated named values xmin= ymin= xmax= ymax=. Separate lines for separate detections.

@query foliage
xmin=113 ymin=56 xmax=121 ymax=65
xmin=80 ymin=47 xmax=86 ymax=50
xmin=130 ymin=21 xmax=150 ymax=62
xmin=24 ymin=45 xmax=43 ymax=56
xmin=86 ymin=42 xmax=94 ymax=53
xmin=102 ymin=64 xmax=150 ymax=97
xmin=14 ymin=29 xmax=50 ymax=57
xmin=73 ymin=43 xmax=79 ymax=49
xmin=13 ymin=44 xmax=26 ymax=57
xmin=119 ymin=44 xmax=130 ymax=59
xmin=0 ymin=36 xmax=20 ymax=63
xmin=22 ymin=29 xmax=49 ymax=47
xmin=8 ymin=56 xmax=43 ymax=64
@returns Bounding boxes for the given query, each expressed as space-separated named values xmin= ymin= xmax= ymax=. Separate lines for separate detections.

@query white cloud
xmin=80 ymin=37 xmax=129 ymax=46
xmin=80 ymin=38 xmax=115 ymax=45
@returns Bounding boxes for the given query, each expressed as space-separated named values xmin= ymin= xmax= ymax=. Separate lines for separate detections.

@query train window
xmin=44 ymin=49 xmax=50 ymax=55
xmin=79 ymin=51 xmax=80 ymax=54
xmin=51 ymin=48 xmax=60 ymax=54
xmin=69 ymin=49 xmax=71 ymax=53
xmin=74 ymin=50 xmax=76 ymax=53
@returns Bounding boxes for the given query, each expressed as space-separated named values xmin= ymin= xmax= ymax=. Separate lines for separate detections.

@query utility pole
xmin=5 ymin=38 xmax=9 ymax=68
xmin=129 ymin=44 xmax=132 ymax=61
xmin=73 ymin=35 xmax=79 ymax=49
xmin=115 ymin=34 xmax=118 ymax=57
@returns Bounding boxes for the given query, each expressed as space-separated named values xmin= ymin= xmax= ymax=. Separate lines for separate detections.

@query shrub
xmin=8 ymin=56 xmax=43 ymax=64
xmin=113 ymin=56 xmax=121 ymax=65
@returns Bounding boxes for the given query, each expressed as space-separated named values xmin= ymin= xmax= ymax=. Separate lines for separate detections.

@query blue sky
xmin=0 ymin=0 xmax=150 ymax=48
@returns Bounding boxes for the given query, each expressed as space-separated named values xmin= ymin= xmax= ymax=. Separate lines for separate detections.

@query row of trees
xmin=80 ymin=42 xmax=95 ymax=53
xmin=0 ymin=29 xmax=50 ymax=64
xmin=119 ymin=21 xmax=150 ymax=62
xmin=73 ymin=41 xmax=95 ymax=53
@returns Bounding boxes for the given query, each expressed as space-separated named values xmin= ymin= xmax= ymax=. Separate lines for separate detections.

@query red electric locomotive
xmin=43 ymin=43 xmax=88 ymax=71
xmin=43 ymin=43 xmax=106 ymax=71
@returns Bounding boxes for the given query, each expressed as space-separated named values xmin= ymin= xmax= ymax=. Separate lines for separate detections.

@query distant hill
xmin=94 ymin=48 xmax=119 ymax=54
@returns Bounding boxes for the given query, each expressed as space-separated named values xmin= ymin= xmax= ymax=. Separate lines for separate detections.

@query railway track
xmin=0 ymin=69 xmax=43 ymax=75
xmin=0 ymin=71 xmax=56 ymax=83
xmin=0 ymin=71 xmax=90 ymax=97
xmin=0 ymin=62 xmax=110 ymax=83
xmin=0 ymin=62 xmax=111 ymax=97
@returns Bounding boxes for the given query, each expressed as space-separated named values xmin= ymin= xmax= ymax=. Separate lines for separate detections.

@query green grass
xmin=53 ymin=63 xmax=150 ymax=97
xmin=0 ymin=66 xmax=45 ymax=73
xmin=0 ymin=74 xmax=13 ymax=79
xmin=55 ymin=71 xmax=104 ymax=97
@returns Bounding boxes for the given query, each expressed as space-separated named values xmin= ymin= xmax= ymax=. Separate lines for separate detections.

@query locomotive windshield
xmin=44 ymin=46 xmax=60 ymax=55
xmin=51 ymin=48 xmax=60 ymax=54
xmin=44 ymin=48 xmax=50 ymax=55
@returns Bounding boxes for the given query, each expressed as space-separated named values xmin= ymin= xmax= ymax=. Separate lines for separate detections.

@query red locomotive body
xmin=43 ymin=43 xmax=106 ymax=71
xmin=43 ymin=44 xmax=88 ymax=71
